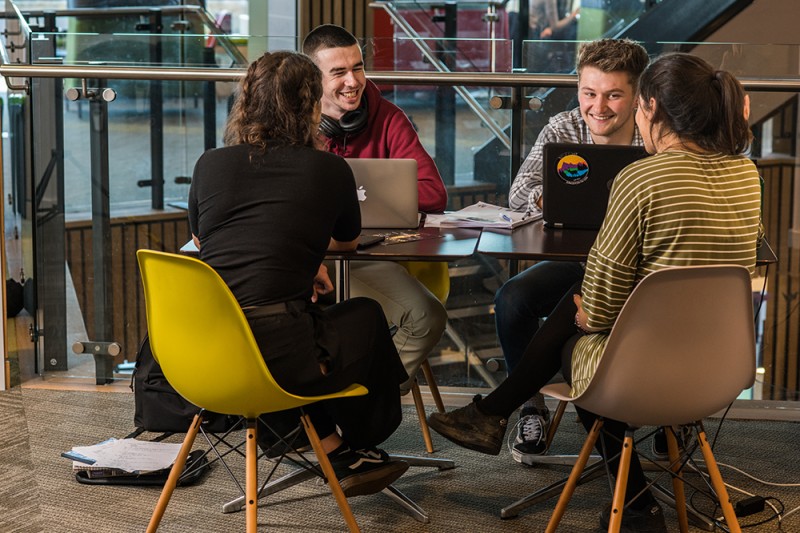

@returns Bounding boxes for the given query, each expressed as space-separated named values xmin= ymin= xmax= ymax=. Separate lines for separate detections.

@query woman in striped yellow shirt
xmin=429 ymin=52 xmax=761 ymax=531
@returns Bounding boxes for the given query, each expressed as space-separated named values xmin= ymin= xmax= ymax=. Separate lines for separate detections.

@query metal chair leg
xmin=382 ymin=485 xmax=430 ymax=523
xmin=389 ymin=453 xmax=455 ymax=470
xmin=147 ymin=414 xmax=203 ymax=533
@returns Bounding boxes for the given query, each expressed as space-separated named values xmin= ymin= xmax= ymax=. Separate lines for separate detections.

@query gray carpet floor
xmin=1 ymin=387 xmax=799 ymax=532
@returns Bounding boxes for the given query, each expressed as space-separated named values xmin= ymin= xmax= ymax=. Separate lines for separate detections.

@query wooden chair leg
xmin=609 ymin=429 xmax=635 ymax=532
xmin=545 ymin=400 xmax=568 ymax=450
xmin=301 ymin=414 xmax=360 ymax=533
xmin=245 ymin=419 xmax=258 ymax=533
xmin=147 ymin=413 xmax=203 ymax=533
xmin=666 ymin=426 xmax=689 ymax=533
xmin=411 ymin=380 xmax=435 ymax=453
xmin=545 ymin=418 xmax=603 ymax=533
xmin=697 ymin=429 xmax=741 ymax=533
xmin=420 ymin=360 xmax=445 ymax=414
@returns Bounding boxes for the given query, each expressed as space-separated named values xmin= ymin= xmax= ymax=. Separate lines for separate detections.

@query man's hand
xmin=312 ymin=264 xmax=334 ymax=303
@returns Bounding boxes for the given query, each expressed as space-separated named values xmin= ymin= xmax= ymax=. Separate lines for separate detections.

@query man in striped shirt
xmin=496 ymin=38 xmax=649 ymax=465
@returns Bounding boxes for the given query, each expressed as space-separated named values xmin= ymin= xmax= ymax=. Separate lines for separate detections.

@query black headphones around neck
xmin=319 ymin=98 xmax=369 ymax=139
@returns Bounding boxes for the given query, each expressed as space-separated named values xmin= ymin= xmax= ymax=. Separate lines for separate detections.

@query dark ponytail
xmin=638 ymin=53 xmax=752 ymax=155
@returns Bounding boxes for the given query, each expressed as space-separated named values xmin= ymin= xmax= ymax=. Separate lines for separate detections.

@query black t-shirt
xmin=188 ymin=143 xmax=360 ymax=307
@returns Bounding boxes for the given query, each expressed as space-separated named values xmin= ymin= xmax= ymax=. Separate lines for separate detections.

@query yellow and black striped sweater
xmin=571 ymin=150 xmax=762 ymax=396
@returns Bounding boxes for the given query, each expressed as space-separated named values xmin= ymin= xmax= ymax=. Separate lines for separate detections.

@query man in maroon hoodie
xmin=303 ymin=24 xmax=448 ymax=392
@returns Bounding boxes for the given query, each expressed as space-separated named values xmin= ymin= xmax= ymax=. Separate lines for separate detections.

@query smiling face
xmin=312 ymin=44 xmax=367 ymax=120
xmin=577 ymin=66 xmax=637 ymax=145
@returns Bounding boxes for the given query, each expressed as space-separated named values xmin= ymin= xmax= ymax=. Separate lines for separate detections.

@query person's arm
xmin=579 ymin=167 xmax=642 ymax=331
xmin=328 ymin=157 xmax=362 ymax=252
xmin=541 ymin=1 xmax=579 ymax=37
xmin=188 ymin=158 xmax=202 ymax=249
xmin=311 ymin=263 xmax=334 ymax=303
xmin=385 ymin=112 xmax=448 ymax=213
xmin=328 ymin=237 xmax=358 ymax=252
xmin=508 ymin=125 xmax=558 ymax=212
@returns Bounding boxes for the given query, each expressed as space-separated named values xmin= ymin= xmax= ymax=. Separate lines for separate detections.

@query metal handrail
xmin=1 ymin=61 xmax=799 ymax=92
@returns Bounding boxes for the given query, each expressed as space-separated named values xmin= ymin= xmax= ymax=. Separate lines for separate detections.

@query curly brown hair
xmin=223 ymin=51 xmax=322 ymax=153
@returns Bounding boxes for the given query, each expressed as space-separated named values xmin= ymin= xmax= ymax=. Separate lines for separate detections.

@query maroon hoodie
xmin=321 ymin=80 xmax=448 ymax=213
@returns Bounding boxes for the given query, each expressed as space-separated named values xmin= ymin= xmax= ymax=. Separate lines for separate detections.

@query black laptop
xmin=542 ymin=142 xmax=648 ymax=230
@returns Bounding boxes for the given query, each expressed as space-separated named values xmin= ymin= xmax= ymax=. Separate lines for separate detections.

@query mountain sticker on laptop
xmin=556 ymin=153 xmax=590 ymax=185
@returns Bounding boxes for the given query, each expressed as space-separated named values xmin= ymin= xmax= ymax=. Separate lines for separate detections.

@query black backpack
xmin=131 ymin=334 xmax=237 ymax=433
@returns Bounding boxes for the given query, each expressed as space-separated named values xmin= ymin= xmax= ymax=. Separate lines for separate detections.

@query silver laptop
xmin=345 ymin=158 xmax=420 ymax=229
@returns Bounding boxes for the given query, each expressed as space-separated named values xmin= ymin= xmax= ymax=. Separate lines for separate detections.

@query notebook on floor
xmin=542 ymin=143 xmax=648 ymax=230
xmin=345 ymin=158 xmax=420 ymax=230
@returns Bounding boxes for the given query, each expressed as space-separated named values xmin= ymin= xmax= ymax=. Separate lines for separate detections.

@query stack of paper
xmin=438 ymin=201 xmax=541 ymax=229
xmin=62 ymin=438 xmax=182 ymax=474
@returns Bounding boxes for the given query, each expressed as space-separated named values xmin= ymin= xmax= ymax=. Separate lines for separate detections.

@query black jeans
xmin=249 ymin=297 xmax=407 ymax=449
xmin=481 ymin=280 xmax=651 ymax=505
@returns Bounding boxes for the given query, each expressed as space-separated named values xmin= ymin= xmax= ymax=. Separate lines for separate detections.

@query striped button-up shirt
xmin=508 ymin=107 xmax=643 ymax=213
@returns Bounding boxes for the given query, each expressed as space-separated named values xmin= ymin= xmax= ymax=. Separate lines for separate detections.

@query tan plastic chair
xmin=398 ymin=261 xmax=448 ymax=453
xmin=541 ymin=265 xmax=755 ymax=533
xmin=138 ymin=250 xmax=369 ymax=533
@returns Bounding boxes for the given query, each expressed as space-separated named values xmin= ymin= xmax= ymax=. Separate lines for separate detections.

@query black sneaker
xmin=511 ymin=413 xmax=549 ymax=464
xmin=652 ymin=426 xmax=694 ymax=460
xmin=427 ymin=394 xmax=508 ymax=455
xmin=328 ymin=447 xmax=409 ymax=497
xmin=600 ymin=500 xmax=667 ymax=532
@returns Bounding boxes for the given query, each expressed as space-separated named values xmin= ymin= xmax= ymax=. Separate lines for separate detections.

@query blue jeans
xmin=494 ymin=260 xmax=585 ymax=372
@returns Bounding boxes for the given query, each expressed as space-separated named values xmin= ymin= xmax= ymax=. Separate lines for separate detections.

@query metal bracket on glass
xmin=72 ymin=341 xmax=122 ymax=358
xmin=489 ymin=95 xmax=544 ymax=111
xmin=64 ymin=79 xmax=116 ymax=103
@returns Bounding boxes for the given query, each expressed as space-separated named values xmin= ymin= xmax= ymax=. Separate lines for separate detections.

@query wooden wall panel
xmin=65 ymin=211 xmax=190 ymax=367
xmin=758 ymin=159 xmax=800 ymax=400
xmin=298 ymin=0 xmax=373 ymax=44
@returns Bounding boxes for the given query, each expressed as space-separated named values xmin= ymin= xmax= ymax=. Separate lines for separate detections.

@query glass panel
xmin=2 ymin=0 xmax=799 ymax=403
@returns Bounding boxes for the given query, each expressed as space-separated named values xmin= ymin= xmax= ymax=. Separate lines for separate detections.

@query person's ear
xmin=639 ymin=97 xmax=656 ymax=120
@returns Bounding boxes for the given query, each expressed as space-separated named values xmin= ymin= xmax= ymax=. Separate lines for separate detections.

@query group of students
xmin=187 ymin=23 xmax=762 ymax=531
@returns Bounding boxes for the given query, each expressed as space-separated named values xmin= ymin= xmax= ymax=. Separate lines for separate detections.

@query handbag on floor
xmin=131 ymin=334 xmax=237 ymax=433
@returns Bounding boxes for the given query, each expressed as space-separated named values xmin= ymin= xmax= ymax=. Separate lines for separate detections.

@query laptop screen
xmin=345 ymin=158 xmax=420 ymax=229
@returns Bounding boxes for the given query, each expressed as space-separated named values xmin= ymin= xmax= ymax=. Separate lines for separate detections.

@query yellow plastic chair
xmin=541 ymin=266 xmax=753 ymax=533
xmin=398 ymin=261 xmax=449 ymax=453
xmin=137 ymin=249 xmax=368 ymax=533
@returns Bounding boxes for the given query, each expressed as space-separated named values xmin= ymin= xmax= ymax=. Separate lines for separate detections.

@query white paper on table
xmin=438 ymin=202 xmax=541 ymax=229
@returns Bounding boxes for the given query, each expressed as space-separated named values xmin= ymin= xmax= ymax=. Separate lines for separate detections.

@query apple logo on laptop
xmin=357 ymin=185 xmax=367 ymax=202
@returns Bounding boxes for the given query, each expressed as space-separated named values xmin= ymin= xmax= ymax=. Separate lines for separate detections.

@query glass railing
xmin=2 ymin=6 xmax=800 ymax=406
